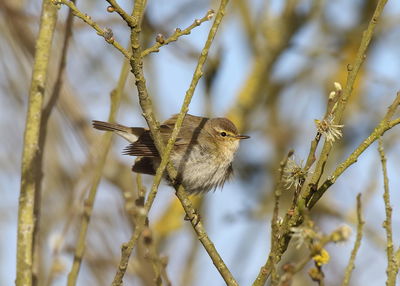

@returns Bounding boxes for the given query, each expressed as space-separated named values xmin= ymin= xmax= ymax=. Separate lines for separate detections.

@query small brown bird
xmin=93 ymin=114 xmax=249 ymax=193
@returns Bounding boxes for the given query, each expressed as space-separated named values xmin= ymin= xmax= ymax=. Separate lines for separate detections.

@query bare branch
xmin=141 ymin=9 xmax=215 ymax=57
xmin=265 ymin=150 xmax=293 ymax=285
xmin=308 ymin=92 xmax=400 ymax=208
xmin=342 ymin=194 xmax=364 ymax=286
xmin=105 ymin=0 xmax=136 ymax=28
xmin=378 ymin=139 xmax=399 ymax=286
xmin=52 ymin=0 xmax=131 ymax=59
xmin=303 ymin=0 xmax=389 ymax=199
xmin=17 ymin=1 xmax=58 ymax=285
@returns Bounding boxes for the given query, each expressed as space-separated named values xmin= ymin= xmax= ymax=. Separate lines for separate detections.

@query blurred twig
xmin=342 ymin=194 xmax=364 ymax=286
xmin=41 ymin=1 xmax=76 ymax=283
xmin=227 ymin=0 xmax=302 ymax=131
xmin=66 ymin=58 xmax=130 ymax=286
xmin=17 ymin=1 xmax=58 ymax=285
xmin=378 ymin=139 xmax=399 ymax=286
xmin=33 ymin=0 xmax=76 ymax=282
xmin=141 ymin=227 xmax=171 ymax=286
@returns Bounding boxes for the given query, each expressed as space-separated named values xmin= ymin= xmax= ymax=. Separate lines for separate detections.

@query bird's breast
xmin=169 ymin=144 xmax=235 ymax=193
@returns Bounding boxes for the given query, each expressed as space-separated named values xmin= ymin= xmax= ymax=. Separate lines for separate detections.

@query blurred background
xmin=1 ymin=0 xmax=400 ymax=285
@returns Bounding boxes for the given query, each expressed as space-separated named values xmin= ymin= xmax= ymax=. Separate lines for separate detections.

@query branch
xmin=66 ymin=59 xmax=130 ymax=286
xmin=141 ymin=9 xmax=215 ymax=57
xmin=105 ymin=0 xmax=136 ymax=28
xmin=303 ymin=0 xmax=388 ymax=198
xmin=378 ymin=139 xmax=399 ymax=285
xmin=112 ymin=0 xmax=238 ymax=285
xmin=52 ymin=0 xmax=131 ymax=59
xmin=54 ymin=0 xmax=214 ymax=61
xmin=251 ymin=2 xmax=390 ymax=285
xmin=259 ymin=150 xmax=293 ymax=286
xmin=342 ymin=194 xmax=364 ymax=286
xmin=17 ymin=1 xmax=58 ymax=285
xmin=307 ymin=92 xmax=400 ymax=208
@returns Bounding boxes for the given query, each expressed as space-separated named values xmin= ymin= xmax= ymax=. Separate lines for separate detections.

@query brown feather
xmin=122 ymin=131 xmax=159 ymax=157
xmin=132 ymin=157 xmax=156 ymax=175
xmin=122 ymin=114 xmax=209 ymax=157
xmin=92 ymin=120 xmax=145 ymax=136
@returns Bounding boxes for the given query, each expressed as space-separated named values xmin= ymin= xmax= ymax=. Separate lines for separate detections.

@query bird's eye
xmin=220 ymin=132 xmax=227 ymax=137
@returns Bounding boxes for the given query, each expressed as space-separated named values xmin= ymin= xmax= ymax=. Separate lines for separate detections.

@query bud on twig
xmin=103 ymin=27 xmax=114 ymax=43
xmin=207 ymin=9 xmax=215 ymax=20
xmin=156 ymin=33 xmax=165 ymax=44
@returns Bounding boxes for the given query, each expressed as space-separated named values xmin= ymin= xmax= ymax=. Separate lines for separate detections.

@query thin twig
xmin=141 ymin=226 xmax=171 ymax=286
xmin=304 ymin=132 xmax=322 ymax=171
xmin=308 ymin=92 xmax=400 ymax=208
xmin=141 ymin=9 xmax=215 ymax=57
xmin=253 ymin=151 xmax=295 ymax=286
xmin=303 ymin=84 xmax=341 ymax=171
xmin=303 ymin=0 xmax=388 ymax=200
xmin=342 ymin=194 xmax=364 ymax=286
xmin=105 ymin=0 xmax=136 ymax=28
xmin=52 ymin=0 xmax=131 ymax=59
xmin=378 ymin=139 xmax=399 ymax=286
xmin=271 ymin=150 xmax=293 ymax=285
xmin=17 ymin=1 xmax=58 ymax=285
xmin=66 ymin=59 xmax=130 ymax=286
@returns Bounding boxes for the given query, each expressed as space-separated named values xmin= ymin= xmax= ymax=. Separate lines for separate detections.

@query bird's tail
xmin=92 ymin=120 xmax=145 ymax=143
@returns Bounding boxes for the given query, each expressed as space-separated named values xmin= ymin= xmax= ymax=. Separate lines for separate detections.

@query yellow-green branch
xmin=17 ymin=1 xmax=58 ymax=285
xmin=308 ymin=93 xmax=400 ymax=208
xmin=52 ymin=0 xmax=131 ymax=59
xmin=141 ymin=9 xmax=215 ymax=57
xmin=378 ymin=139 xmax=399 ymax=286
xmin=304 ymin=0 xmax=388 ymax=197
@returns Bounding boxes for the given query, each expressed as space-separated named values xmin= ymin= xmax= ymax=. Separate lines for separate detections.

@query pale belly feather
xmin=169 ymin=144 xmax=236 ymax=193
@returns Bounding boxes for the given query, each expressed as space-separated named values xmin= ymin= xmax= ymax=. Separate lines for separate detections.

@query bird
xmin=92 ymin=114 xmax=249 ymax=194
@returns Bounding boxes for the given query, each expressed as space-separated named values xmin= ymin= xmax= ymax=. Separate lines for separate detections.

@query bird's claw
xmin=184 ymin=211 xmax=201 ymax=227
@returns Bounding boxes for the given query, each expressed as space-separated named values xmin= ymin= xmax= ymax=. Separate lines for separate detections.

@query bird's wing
xmin=160 ymin=114 xmax=209 ymax=146
xmin=123 ymin=114 xmax=209 ymax=156
xmin=123 ymin=131 xmax=159 ymax=157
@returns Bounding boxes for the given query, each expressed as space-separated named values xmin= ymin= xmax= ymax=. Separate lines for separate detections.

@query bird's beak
xmin=235 ymin=135 xmax=250 ymax=139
